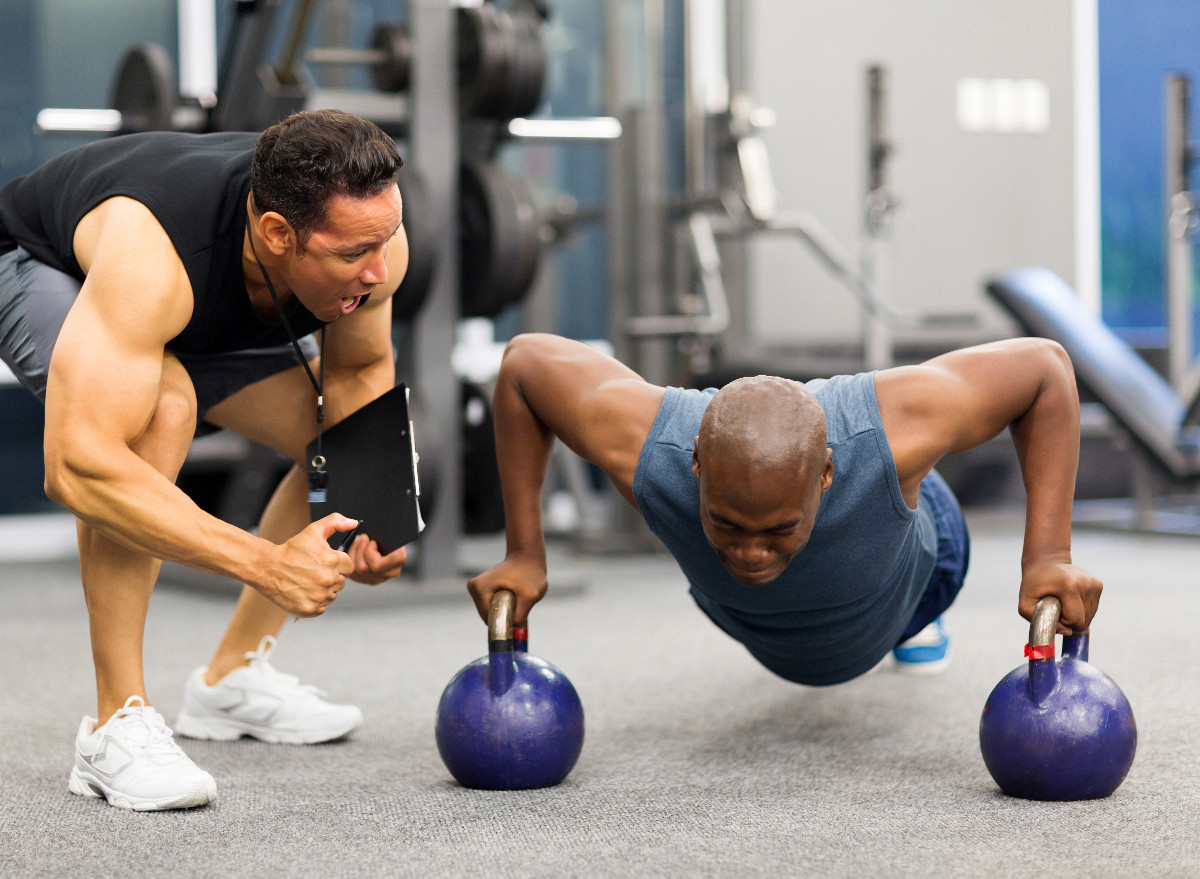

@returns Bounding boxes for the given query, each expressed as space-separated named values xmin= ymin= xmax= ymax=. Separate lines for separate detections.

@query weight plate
xmin=393 ymin=166 xmax=437 ymax=323
xmin=459 ymin=160 xmax=543 ymax=318
xmin=111 ymin=43 xmax=176 ymax=133
xmin=485 ymin=8 xmax=520 ymax=119
xmin=502 ymin=13 xmax=546 ymax=119
xmin=458 ymin=5 xmax=544 ymax=120
xmin=370 ymin=21 xmax=411 ymax=93
xmin=457 ymin=7 xmax=497 ymax=118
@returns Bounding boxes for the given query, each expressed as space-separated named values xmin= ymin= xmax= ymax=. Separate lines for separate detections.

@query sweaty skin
xmin=468 ymin=333 xmax=1102 ymax=636
xmin=44 ymin=186 xmax=410 ymax=721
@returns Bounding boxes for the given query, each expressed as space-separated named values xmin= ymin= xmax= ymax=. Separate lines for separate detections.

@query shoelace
xmin=243 ymin=636 xmax=328 ymax=698
xmin=108 ymin=696 xmax=187 ymax=766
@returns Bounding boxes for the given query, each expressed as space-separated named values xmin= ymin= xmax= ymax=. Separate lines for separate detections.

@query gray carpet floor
xmin=1 ymin=511 xmax=1198 ymax=878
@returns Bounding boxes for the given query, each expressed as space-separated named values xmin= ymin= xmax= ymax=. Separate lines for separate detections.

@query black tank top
xmin=0 ymin=132 xmax=325 ymax=354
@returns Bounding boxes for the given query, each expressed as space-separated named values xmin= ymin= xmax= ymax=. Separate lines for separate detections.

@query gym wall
xmin=745 ymin=0 xmax=1079 ymax=351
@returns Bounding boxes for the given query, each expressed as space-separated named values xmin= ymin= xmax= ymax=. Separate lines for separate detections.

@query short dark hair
xmin=251 ymin=109 xmax=403 ymax=248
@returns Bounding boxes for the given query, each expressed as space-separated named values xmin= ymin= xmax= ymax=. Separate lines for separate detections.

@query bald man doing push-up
xmin=468 ymin=334 xmax=1102 ymax=685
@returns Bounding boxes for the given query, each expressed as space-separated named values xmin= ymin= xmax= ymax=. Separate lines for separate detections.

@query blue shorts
xmin=0 ymin=246 xmax=316 ymax=437
xmin=895 ymin=469 xmax=971 ymax=644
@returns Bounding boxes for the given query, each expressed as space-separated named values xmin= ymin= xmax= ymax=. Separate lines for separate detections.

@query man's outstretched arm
xmin=468 ymin=334 xmax=664 ymax=623
xmin=875 ymin=337 xmax=1100 ymax=633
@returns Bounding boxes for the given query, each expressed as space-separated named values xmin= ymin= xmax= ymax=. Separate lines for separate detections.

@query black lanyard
xmin=245 ymin=215 xmax=329 ymax=501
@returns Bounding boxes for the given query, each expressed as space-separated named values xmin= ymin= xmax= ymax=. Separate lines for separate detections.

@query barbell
xmin=305 ymin=6 xmax=545 ymax=118
xmin=304 ymin=21 xmax=412 ymax=94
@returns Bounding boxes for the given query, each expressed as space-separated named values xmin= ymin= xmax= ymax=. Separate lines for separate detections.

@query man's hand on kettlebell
xmin=468 ymin=554 xmax=549 ymax=625
xmin=1018 ymin=557 xmax=1103 ymax=635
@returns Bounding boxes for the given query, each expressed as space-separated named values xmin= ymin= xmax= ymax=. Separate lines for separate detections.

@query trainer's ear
xmin=258 ymin=210 xmax=297 ymax=256
xmin=691 ymin=439 xmax=702 ymax=482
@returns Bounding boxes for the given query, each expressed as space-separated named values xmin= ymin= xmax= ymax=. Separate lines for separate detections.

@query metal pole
xmin=1165 ymin=74 xmax=1194 ymax=393
xmin=634 ymin=0 xmax=670 ymax=387
xmin=412 ymin=0 xmax=461 ymax=580
xmin=862 ymin=64 xmax=894 ymax=372
xmin=277 ymin=0 xmax=320 ymax=84
xmin=586 ymin=0 xmax=661 ymax=554
xmin=683 ymin=0 xmax=703 ymax=196
xmin=717 ymin=0 xmax=750 ymax=362
xmin=604 ymin=0 xmax=632 ymax=369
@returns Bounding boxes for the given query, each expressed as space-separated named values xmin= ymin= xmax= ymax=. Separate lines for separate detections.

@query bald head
xmin=697 ymin=376 xmax=828 ymax=475
xmin=692 ymin=377 xmax=832 ymax=586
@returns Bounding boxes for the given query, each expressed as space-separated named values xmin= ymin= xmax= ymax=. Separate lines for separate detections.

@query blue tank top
xmin=632 ymin=373 xmax=938 ymax=686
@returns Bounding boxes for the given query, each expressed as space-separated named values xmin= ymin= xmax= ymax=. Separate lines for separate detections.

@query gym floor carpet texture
xmin=1 ymin=510 xmax=1196 ymax=878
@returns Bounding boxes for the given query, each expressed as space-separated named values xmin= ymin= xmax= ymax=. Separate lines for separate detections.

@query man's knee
xmin=151 ymin=382 xmax=197 ymax=439
xmin=134 ymin=361 xmax=198 ymax=474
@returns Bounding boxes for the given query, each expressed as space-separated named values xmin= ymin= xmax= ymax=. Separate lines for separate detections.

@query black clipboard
xmin=307 ymin=383 xmax=425 ymax=554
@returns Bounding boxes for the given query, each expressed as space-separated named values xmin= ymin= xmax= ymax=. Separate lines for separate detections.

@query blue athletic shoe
xmin=892 ymin=616 xmax=952 ymax=674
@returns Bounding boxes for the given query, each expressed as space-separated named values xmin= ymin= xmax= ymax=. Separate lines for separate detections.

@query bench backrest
xmin=987 ymin=268 xmax=1195 ymax=479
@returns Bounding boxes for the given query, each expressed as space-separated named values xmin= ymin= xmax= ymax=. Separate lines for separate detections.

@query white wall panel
xmin=746 ymin=0 xmax=1078 ymax=347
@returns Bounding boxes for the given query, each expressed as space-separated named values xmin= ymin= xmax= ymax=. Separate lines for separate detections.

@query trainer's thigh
xmin=201 ymin=362 xmax=320 ymax=463
xmin=202 ymin=357 xmax=383 ymax=464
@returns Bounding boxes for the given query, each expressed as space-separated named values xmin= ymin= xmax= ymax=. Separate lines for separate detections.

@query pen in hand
xmin=336 ymin=519 xmax=364 ymax=552
xmin=296 ymin=520 xmax=364 ymax=623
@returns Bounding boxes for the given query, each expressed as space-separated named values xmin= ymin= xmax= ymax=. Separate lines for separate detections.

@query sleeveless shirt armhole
xmin=66 ymin=189 xmax=190 ymax=269
xmin=631 ymin=387 xmax=680 ymax=534
xmin=863 ymin=372 xmax=918 ymax=519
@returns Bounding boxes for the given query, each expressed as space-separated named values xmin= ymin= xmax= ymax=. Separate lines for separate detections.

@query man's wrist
xmin=1021 ymin=549 xmax=1072 ymax=575
xmin=215 ymin=527 xmax=279 ymax=592
xmin=504 ymin=543 xmax=547 ymax=568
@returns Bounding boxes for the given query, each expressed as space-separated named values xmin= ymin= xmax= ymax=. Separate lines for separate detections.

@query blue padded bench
xmin=986 ymin=268 xmax=1200 ymax=482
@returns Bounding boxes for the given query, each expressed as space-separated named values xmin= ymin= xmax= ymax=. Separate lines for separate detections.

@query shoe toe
xmin=201 ymin=771 xmax=218 ymax=804
xmin=126 ymin=764 xmax=213 ymax=803
xmin=318 ymin=703 xmax=363 ymax=739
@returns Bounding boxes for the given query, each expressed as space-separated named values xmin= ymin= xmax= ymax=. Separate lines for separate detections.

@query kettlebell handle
xmin=487 ymin=590 xmax=517 ymax=695
xmin=1030 ymin=596 xmax=1091 ymax=646
xmin=1029 ymin=596 xmax=1062 ymax=648
xmin=489 ymin=590 xmax=515 ymax=648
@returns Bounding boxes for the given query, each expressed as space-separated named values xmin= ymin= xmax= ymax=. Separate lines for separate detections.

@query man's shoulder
xmin=636 ymin=386 xmax=713 ymax=453
xmin=804 ymin=372 xmax=881 ymax=443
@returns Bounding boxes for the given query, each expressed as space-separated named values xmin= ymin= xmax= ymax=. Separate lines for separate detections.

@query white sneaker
xmin=69 ymin=696 xmax=217 ymax=811
xmin=174 ymin=636 xmax=363 ymax=744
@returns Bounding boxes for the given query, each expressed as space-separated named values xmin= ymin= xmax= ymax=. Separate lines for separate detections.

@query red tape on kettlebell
xmin=1024 ymin=643 xmax=1055 ymax=660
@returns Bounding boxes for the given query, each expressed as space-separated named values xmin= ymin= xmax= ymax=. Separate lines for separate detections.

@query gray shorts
xmin=0 ymin=245 xmax=317 ymax=437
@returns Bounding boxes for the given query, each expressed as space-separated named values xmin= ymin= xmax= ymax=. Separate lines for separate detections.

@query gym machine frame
xmin=614 ymin=3 xmax=976 ymax=383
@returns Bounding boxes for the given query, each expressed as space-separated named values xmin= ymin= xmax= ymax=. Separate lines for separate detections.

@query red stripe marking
xmin=1024 ymin=643 xmax=1056 ymax=660
xmin=513 ymin=627 xmax=528 ymax=640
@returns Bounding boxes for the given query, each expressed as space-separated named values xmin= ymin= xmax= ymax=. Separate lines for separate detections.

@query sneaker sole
xmin=173 ymin=711 xmax=362 ymax=745
xmin=69 ymin=766 xmax=217 ymax=811
xmin=893 ymin=649 xmax=953 ymax=676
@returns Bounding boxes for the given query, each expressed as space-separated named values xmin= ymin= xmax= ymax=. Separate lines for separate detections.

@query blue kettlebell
xmin=979 ymin=596 xmax=1136 ymax=800
xmin=435 ymin=589 xmax=585 ymax=790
